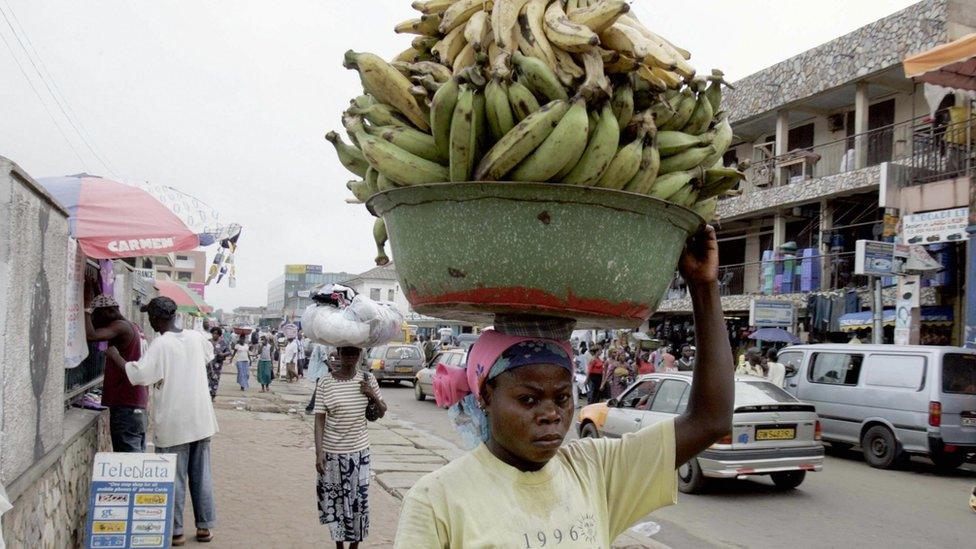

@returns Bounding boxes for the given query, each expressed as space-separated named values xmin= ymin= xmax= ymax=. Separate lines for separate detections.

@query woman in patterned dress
xmin=313 ymin=346 xmax=387 ymax=549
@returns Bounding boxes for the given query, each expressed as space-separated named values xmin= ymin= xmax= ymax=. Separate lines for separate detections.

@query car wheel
xmin=861 ymin=425 xmax=902 ymax=469
xmin=677 ymin=458 xmax=708 ymax=494
xmin=414 ymin=382 xmax=426 ymax=401
xmin=930 ymin=450 xmax=966 ymax=472
xmin=770 ymin=470 xmax=806 ymax=490
xmin=580 ymin=423 xmax=599 ymax=439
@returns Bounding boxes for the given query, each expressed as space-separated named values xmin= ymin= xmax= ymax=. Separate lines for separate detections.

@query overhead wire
xmin=0 ymin=0 xmax=120 ymax=178
xmin=0 ymin=12 xmax=87 ymax=168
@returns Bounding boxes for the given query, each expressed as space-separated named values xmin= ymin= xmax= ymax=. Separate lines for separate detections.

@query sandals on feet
xmin=171 ymin=535 xmax=186 ymax=546
xmin=197 ymin=529 xmax=214 ymax=543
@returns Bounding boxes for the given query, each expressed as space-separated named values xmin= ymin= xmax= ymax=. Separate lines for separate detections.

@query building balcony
xmin=720 ymin=112 xmax=975 ymax=221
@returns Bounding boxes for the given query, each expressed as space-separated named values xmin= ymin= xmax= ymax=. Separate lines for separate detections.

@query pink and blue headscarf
xmin=433 ymin=330 xmax=574 ymax=448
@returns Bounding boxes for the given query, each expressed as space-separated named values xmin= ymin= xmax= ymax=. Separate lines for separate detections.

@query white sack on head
xmin=302 ymin=294 xmax=404 ymax=348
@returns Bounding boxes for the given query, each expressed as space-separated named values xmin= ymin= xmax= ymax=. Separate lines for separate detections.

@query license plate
xmin=755 ymin=427 xmax=796 ymax=441
xmin=394 ymin=366 xmax=413 ymax=373
xmin=962 ymin=417 xmax=976 ymax=427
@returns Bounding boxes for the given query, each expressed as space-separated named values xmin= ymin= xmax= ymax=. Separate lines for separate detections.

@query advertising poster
xmin=86 ymin=453 xmax=177 ymax=548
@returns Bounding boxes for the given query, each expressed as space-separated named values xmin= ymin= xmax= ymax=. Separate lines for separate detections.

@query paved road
xmin=379 ymin=381 xmax=976 ymax=548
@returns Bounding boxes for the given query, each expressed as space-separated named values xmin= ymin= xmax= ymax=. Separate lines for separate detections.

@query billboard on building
xmin=750 ymin=299 xmax=795 ymax=328
xmin=902 ymin=207 xmax=969 ymax=245
xmin=285 ymin=264 xmax=307 ymax=274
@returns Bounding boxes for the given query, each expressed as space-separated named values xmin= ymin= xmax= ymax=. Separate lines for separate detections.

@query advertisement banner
xmin=854 ymin=240 xmax=894 ymax=276
xmin=86 ymin=453 xmax=177 ymax=548
xmin=750 ymin=299 xmax=795 ymax=328
xmin=285 ymin=264 xmax=308 ymax=275
xmin=903 ymin=207 xmax=969 ymax=245
xmin=64 ymin=239 xmax=89 ymax=368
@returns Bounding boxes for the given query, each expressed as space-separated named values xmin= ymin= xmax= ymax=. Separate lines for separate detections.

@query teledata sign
xmin=86 ymin=453 xmax=176 ymax=548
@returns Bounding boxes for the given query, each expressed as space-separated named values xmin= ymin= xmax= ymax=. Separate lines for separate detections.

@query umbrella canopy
xmin=904 ymin=33 xmax=976 ymax=90
xmin=39 ymin=174 xmax=199 ymax=259
xmin=155 ymin=280 xmax=214 ymax=314
xmin=749 ymin=327 xmax=801 ymax=344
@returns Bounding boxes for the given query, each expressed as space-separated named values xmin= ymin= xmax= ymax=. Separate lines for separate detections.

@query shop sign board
xmin=285 ymin=264 xmax=307 ymax=275
xmin=750 ymin=299 xmax=795 ymax=328
xmin=855 ymin=240 xmax=894 ymax=276
xmin=86 ymin=453 xmax=176 ymax=548
xmin=902 ymin=207 xmax=969 ymax=245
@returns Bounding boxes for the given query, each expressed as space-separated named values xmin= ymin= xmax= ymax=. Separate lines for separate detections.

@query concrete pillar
xmin=965 ymin=182 xmax=976 ymax=348
xmin=819 ymin=199 xmax=833 ymax=290
xmin=744 ymin=224 xmax=762 ymax=294
xmin=773 ymin=213 xmax=787 ymax=248
xmin=774 ymin=110 xmax=790 ymax=186
xmin=854 ymin=81 xmax=870 ymax=169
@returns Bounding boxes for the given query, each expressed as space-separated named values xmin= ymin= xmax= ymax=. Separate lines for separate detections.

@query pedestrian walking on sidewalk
xmin=313 ymin=346 xmax=388 ymax=549
xmin=84 ymin=294 xmax=148 ymax=452
xmin=283 ymin=336 xmax=300 ymax=382
xmin=232 ymin=334 xmax=251 ymax=390
xmin=305 ymin=342 xmax=333 ymax=412
xmin=256 ymin=337 xmax=274 ymax=392
xmin=208 ymin=327 xmax=231 ymax=400
xmin=118 ymin=296 xmax=219 ymax=546
xmin=395 ymin=226 xmax=735 ymax=548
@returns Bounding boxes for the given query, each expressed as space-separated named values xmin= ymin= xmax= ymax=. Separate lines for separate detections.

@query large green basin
xmin=367 ymin=183 xmax=702 ymax=329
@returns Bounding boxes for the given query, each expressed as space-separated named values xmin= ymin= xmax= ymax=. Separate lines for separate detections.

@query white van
xmin=780 ymin=344 xmax=976 ymax=470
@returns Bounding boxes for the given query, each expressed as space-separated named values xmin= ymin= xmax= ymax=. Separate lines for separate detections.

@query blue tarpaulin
xmin=838 ymin=306 xmax=954 ymax=331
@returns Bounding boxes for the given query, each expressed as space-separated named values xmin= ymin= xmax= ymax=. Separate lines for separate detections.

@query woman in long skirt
xmin=314 ymin=346 xmax=386 ymax=549
xmin=232 ymin=335 xmax=251 ymax=391
xmin=256 ymin=337 xmax=274 ymax=392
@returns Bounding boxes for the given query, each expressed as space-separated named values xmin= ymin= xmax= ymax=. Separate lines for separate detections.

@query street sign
xmin=86 ymin=452 xmax=177 ymax=549
xmin=903 ymin=207 xmax=969 ymax=245
xmin=749 ymin=299 xmax=795 ymax=328
xmin=854 ymin=240 xmax=895 ymax=276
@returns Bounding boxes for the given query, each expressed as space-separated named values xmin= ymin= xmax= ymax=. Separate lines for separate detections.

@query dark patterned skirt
xmin=317 ymin=449 xmax=370 ymax=542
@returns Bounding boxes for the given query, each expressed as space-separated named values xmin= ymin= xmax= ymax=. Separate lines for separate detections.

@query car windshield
xmin=735 ymin=381 xmax=799 ymax=407
xmin=386 ymin=346 xmax=421 ymax=360
xmin=942 ymin=353 xmax=976 ymax=395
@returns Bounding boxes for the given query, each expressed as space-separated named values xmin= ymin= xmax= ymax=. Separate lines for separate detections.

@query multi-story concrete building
xmin=341 ymin=262 xmax=412 ymax=314
xmin=655 ymin=0 xmax=975 ymax=346
xmin=266 ymin=265 xmax=355 ymax=320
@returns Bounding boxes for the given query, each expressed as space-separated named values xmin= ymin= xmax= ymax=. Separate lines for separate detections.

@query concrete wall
xmin=0 ymin=157 xmax=69 ymax=485
xmin=2 ymin=410 xmax=110 ymax=548
xmin=345 ymin=277 xmax=412 ymax=314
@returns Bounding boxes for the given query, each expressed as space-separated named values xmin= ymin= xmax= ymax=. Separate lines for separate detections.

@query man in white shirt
xmin=765 ymin=348 xmax=787 ymax=388
xmin=122 ymin=297 xmax=218 ymax=546
xmin=282 ymin=336 xmax=300 ymax=382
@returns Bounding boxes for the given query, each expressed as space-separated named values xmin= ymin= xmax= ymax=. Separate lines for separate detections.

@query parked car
xmin=779 ymin=344 xmax=976 ymax=470
xmin=415 ymin=348 xmax=467 ymax=403
xmin=359 ymin=343 xmax=425 ymax=384
xmin=578 ymin=372 xmax=824 ymax=493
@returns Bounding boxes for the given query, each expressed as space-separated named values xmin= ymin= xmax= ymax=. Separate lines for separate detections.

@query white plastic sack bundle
xmin=302 ymin=294 xmax=404 ymax=348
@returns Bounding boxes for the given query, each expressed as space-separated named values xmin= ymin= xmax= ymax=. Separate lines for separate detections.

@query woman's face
xmin=483 ymin=363 xmax=574 ymax=470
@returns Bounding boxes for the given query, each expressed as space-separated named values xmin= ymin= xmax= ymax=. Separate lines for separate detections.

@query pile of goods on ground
xmin=326 ymin=0 xmax=744 ymax=266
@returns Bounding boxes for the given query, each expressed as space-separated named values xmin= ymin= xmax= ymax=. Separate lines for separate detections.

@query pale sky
xmin=0 ymin=0 xmax=919 ymax=311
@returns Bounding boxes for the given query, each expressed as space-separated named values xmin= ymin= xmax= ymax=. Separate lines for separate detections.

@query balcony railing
xmin=665 ymin=251 xmax=859 ymax=299
xmin=735 ymin=111 xmax=976 ymax=195
xmin=907 ymin=115 xmax=975 ymax=185
xmin=745 ymin=119 xmax=918 ymax=190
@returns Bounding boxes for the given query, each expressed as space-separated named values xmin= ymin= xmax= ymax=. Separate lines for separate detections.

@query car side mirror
xmin=606 ymin=398 xmax=618 ymax=408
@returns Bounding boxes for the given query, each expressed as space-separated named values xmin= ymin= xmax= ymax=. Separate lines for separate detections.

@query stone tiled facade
xmin=717 ymin=165 xmax=882 ymax=221
xmin=2 ymin=411 xmax=110 ymax=548
xmin=724 ymin=0 xmax=948 ymax=124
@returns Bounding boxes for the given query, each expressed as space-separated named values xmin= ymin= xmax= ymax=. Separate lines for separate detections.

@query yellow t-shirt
xmin=394 ymin=418 xmax=677 ymax=548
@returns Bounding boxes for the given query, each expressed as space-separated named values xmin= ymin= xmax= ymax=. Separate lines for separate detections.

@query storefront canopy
xmin=838 ymin=306 xmax=953 ymax=332
xmin=155 ymin=280 xmax=213 ymax=314
xmin=904 ymin=33 xmax=976 ymax=90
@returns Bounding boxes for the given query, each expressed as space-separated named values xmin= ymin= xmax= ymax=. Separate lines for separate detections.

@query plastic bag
xmin=301 ymin=294 xmax=404 ymax=348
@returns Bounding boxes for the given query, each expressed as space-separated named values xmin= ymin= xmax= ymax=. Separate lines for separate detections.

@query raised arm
xmin=85 ymin=314 xmax=131 ymax=343
xmin=673 ymin=226 xmax=735 ymax=467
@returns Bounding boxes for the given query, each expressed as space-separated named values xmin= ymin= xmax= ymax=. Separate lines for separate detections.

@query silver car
xmin=578 ymin=372 xmax=824 ymax=493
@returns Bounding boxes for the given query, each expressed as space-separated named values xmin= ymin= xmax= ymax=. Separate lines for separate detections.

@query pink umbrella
xmin=38 ymin=174 xmax=200 ymax=259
